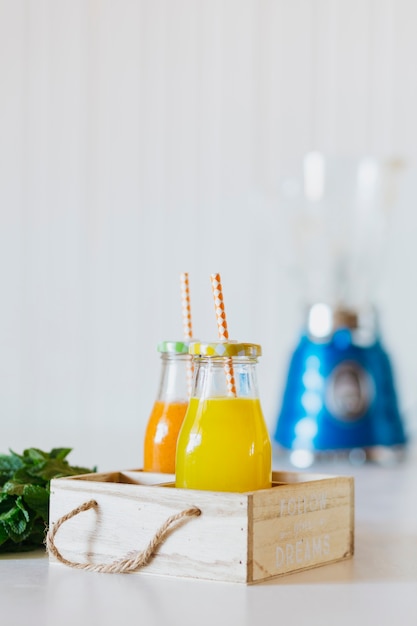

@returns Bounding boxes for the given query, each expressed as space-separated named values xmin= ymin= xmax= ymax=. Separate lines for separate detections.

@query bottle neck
xmin=305 ymin=303 xmax=379 ymax=346
xmin=192 ymin=356 xmax=260 ymax=399
xmin=156 ymin=353 xmax=191 ymax=403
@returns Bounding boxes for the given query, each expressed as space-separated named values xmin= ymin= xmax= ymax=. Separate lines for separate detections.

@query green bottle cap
xmin=157 ymin=340 xmax=190 ymax=354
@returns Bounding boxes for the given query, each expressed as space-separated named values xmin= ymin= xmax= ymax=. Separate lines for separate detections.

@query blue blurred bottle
xmin=273 ymin=154 xmax=408 ymax=468
xmin=274 ymin=304 xmax=407 ymax=468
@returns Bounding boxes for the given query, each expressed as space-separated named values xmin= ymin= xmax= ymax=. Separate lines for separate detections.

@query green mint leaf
xmin=0 ymin=493 xmax=15 ymax=513
xmin=22 ymin=484 xmax=50 ymax=519
xmin=29 ymin=458 xmax=93 ymax=481
xmin=0 ymin=454 xmax=23 ymax=487
xmin=0 ymin=447 xmax=95 ymax=552
xmin=0 ymin=454 xmax=23 ymax=472
xmin=7 ymin=450 xmax=26 ymax=463
xmin=0 ymin=521 xmax=10 ymax=546
xmin=49 ymin=448 xmax=72 ymax=461
xmin=25 ymin=448 xmax=50 ymax=463
xmin=14 ymin=496 xmax=31 ymax=522
xmin=0 ymin=498 xmax=30 ymax=541
xmin=2 ymin=481 xmax=26 ymax=496
xmin=11 ymin=467 xmax=45 ymax=487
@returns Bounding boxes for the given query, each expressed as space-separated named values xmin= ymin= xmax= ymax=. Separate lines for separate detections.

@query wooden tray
xmin=48 ymin=469 xmax=354 ymax=584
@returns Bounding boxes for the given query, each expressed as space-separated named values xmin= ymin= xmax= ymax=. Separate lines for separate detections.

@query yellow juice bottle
xmin=175 ymin=341 xmax=272 ymax=492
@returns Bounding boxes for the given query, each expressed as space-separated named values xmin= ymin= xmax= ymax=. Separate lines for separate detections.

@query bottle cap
xmin=157 ymin=340 xmax=190 ymax=354
xmin=189 ymin=341 xmax=262 ymax=357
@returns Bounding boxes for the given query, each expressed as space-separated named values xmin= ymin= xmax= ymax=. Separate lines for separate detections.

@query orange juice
xmin=143 ymin=400 xmax=188 ymax=474
xmin=175 ymin=397 xmax=272 ymax=492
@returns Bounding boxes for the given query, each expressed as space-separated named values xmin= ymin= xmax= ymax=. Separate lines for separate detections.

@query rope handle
xmin=46 ymin=499 xmax=201 ymax=574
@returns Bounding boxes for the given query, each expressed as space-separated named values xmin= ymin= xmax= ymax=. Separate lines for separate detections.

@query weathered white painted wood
xmin=250 ymin=475 xmax=354 ymax=581
xmin=49 ymin=470 xmax=354 ymax=583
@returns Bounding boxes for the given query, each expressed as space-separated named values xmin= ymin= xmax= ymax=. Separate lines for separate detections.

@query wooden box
xmin=48 ymin=470 xmax=354 ymax=584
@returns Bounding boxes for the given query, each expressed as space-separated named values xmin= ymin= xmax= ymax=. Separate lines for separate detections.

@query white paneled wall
xmin=1 ymin=0 xmax=417 ymax=470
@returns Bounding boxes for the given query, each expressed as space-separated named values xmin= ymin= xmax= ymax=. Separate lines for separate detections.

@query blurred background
xmin=1 ymin=0 xmax=416 ymax=471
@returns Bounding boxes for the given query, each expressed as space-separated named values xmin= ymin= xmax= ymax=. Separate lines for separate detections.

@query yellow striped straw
xmin=210 ymin=273 xmax=236 ymax=397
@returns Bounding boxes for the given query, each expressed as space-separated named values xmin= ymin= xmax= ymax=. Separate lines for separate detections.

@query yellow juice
xmin=175 ymin=397 xmax=272 ymax=492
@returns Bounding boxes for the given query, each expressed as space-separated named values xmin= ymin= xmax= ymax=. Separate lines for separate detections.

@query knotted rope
xmin=46 ymin=499 xmax=201 ymax=574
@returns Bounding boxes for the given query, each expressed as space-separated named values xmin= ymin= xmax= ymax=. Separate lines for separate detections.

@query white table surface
xmin=1 ymin=448 xmax=417 ymax=626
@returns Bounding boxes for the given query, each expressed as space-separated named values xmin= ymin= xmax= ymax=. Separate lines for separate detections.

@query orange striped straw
xmin=180 ymin=272 xmax=194 ymax=397
xmin=210 ymin=273 xmax=236 ymax=397
xmin=180 ymin=272 xmax=193 ymax=340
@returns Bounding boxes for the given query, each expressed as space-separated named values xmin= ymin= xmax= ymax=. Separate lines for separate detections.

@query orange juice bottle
xmin=175 ymin=341 xmax=272 ymax=492
xmin=143 ymin=341 xmax=191 ymax=474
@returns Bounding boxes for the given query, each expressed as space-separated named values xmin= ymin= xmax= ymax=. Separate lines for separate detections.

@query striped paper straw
xmin=180 ymin=272 xmax=193 ymax=340
xmin=180 ymin=272 xmax=194 ymax=397
xmin=210 ymin=273 xmax=236 ymax=396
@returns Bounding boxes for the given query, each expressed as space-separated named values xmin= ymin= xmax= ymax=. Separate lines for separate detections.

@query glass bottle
xmin=175 ymin=341 xmax=272 ymax=492
xmin=143 ymin=341 xmax=191 ymax=474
